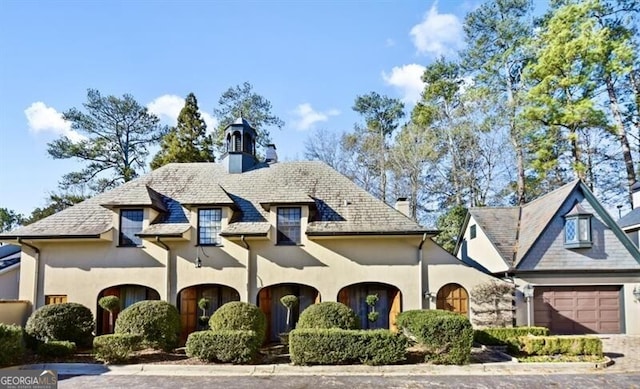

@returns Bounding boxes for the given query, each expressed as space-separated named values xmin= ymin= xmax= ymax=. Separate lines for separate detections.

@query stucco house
xmin=456 ymin=180 xmax=640 ymax=335
xmin=0 ymin=118 xmax=496 ymax=342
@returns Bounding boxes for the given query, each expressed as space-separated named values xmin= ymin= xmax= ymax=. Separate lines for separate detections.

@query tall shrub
xmin=397 ymin=309 xmax=473 ymax=365
xmin=114 ymin=300 xmax=180 ymax=351
xmin=25 ymin=303 xmax=94 ymax=347
xmin=209 ymin=302 xmax=266 ymax=347
xmin=470 ymin=280 xmax=515 ymax=327
xmin=0 ymin=323 xmax=24 ymax=367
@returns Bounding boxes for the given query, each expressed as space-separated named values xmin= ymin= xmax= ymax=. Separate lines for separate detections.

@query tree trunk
xmin=605 ymin=74 xmax=636 ymax=206
xmin=505 ymin=62 xmax=526 ymax=205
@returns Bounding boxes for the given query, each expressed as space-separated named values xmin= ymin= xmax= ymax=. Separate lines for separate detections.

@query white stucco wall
xmin=457 ymin=215 xmax=510 ymax=274
xmin=0 ymin=265 xmax=19 ymax=299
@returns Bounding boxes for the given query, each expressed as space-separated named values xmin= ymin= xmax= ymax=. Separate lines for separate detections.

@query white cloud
xmin=200 ymin=112 xmax=218 ymax=134
xmin=147 ymin=94 xmax=184 ymax=122
xmin=382 ymin=64 xmax=426 ymax=104
xmin=147 ymin=94 xmax=218 ymax=133
xmin=291 ymin=103 xmax=340 ymax=131
xmin=410 ymin=2 xmax=464 ymax=57
xmin=24 ymin=102 xmax=85 ymax=142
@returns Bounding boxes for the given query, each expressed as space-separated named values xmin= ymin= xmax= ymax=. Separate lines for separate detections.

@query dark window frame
xmin=277 ymin=207 xmax=302 ymax=245
xmin=198 ymin=208 xmax=222 ymax=246
xmin=470 ymin=224 xmax=477 ymax=239
xmin=119 ymin=209 xmax=144 ymax=247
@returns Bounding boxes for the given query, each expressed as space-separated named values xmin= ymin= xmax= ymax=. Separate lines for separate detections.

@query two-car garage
xmin=533 ymin=285 xmax=622 ymax=334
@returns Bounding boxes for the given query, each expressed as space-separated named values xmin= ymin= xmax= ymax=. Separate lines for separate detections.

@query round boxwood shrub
xmin=296 ymin=302 xmax=359 ymax=330
xmin=208 ymin=302 xmax=266 ymax=345
xmin=114 ymin=300 xmax=180 ymax=351
xmin=25 ymin=303 xmax=94 ymax=347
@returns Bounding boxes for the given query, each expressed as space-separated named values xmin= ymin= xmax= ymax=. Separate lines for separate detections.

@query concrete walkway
xmin=12 ymin=335 xmax=640 ymax=377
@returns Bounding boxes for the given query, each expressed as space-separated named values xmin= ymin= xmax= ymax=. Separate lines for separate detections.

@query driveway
xmin=600 ymin=335 xmax=640 ymax=372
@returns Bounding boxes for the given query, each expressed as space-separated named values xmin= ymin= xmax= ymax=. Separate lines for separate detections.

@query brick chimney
xmin=265 ymin=144 xmax=278 ymax=164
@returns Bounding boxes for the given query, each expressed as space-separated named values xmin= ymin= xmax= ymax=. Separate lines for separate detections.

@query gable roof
xmin=458 ymin=179 xmax=640 ymax=270
xmin=0 ymin=161 xmax=432 ymax=240
xmin=465 ymin=207 xmax=519 ymax=268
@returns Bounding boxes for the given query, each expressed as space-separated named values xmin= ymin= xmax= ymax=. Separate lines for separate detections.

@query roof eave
xmin=306 ymin=230 xmax=438 ymax=237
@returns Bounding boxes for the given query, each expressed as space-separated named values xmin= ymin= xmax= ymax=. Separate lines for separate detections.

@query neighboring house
xmin=456 ymin=180 xmax=640 ymax=335
xmin=0 ymin=244 xmax=20 ymax=299
xmin=0 ymin=118 xmax=496 ymax=342
xmin=617 ymin=181 xmax=640 ymax=246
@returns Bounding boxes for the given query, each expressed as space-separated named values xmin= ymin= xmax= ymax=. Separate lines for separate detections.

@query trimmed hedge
xmin=114 ymin=300 xmax=180 ymax=351
xmin=474 ymin=327 xmax=550 ymax=353
xmin=396 ymin=309 xmax=473 ymax=365
xmin=93 ymin=334 xmax=142 ymax=364
xmin=37 ymin=341 xmax=76 ymax=357
xmin=520 ymin=336 xmax=603 ymax=356
xmin=0 ymin=323 xmax=24 ymax=367
xmin=209 ymin=302 xmax=266 ymax=347
xmin=289 ymin=328 xmax=407 ymax=365
xmin=185 ymin=330 xmax=260 ymax=364
xmin=296 ymin=302 xmax=359 ymax=330
xmin=25 ymin=303 xmax=94 ymax=347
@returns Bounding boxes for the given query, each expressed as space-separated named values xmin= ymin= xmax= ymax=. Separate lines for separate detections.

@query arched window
xmin=233 ymin=131 xmax=242 ymax=152
xmin=226 ymin=134 xmax=231 ymax=152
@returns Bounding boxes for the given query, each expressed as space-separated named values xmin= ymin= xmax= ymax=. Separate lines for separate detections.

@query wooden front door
xmin=436 ymin=283 xmax=469 ymax=315
xmin=180 ymin=287 xmax=198 ymax=344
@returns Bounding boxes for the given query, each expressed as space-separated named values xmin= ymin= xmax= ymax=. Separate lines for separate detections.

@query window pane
xmin=120 ymin=209 xmax=143 ymax=246
xmin=579 ymin=218 xmax=590 ymax=241
xmin=565 ymin=218 xmax=577 ymax=242
xmin=277 ymin=207 xmax=301 ymax=244
xmin=199 ymin=209 xmax=222 ymax=245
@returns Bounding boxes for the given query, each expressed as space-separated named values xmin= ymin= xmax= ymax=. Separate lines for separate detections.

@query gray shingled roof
xmin=618 ymin=208 xmax=640 ymax=229
xmin=0 ymin=161 xmax=428 ymax=239
xmin=468 ymin=207 xmax=520 ymax=266
xmin=468 ymin=180 xmax=581 ymax=268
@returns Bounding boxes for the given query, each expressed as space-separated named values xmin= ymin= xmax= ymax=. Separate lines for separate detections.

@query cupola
xmin=221 ymin=117 xmax=258 ymax=174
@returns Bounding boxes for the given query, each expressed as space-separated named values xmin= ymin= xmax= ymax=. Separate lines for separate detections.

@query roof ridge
xmin=522 ymin=179 xmax=581 ymax=209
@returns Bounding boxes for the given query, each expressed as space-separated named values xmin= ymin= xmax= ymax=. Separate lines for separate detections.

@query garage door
xmin=533 ymin=286 xmax=621 ymax=334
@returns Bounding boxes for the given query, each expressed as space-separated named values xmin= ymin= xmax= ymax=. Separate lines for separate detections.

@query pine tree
xmin=151 ymin=93 xmax=214 ymax=169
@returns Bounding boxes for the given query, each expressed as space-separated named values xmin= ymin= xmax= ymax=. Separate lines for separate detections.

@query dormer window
xmin=564 ymin=204 xmax=592 ymax=248
xmin=119 ymin=209 xmax=143 ymax=247
xmin=198 ymin=208 xmax=222 ymax=245
xmin=277 ymin=207 xmax=301 ymax=245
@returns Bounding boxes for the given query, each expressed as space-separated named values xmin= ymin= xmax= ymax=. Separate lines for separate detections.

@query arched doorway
xmin=178 ymin=284 xmax=240 ymax=343
xmin=97 ymin=284 xmax=160 ymax=335
xmin=436 ymin=283 xmax=469 ymax=315
xmin=257 ymin=283 xmax=320 ymax=343
xmin=337 ymin=282 xmax=401 ymax=331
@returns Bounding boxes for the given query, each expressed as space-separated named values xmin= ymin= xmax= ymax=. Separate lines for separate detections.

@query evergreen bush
xmin=396 ymin=309 xmax=473 ymax=365
xmin=25 ymin=303 xmax=94 ymax=347
xmin=114 ymin=300 xmax=180 ymax=351
xmin=296 ymin=302 xmax=359 ymax=330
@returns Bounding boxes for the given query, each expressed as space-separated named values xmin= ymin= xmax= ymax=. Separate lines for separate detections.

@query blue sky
xmin=0 ymin=1 xmax=544 ymax=216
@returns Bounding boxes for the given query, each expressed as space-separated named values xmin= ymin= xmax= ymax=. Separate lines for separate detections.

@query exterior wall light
xmin=423 ymin=290 xmax=434 ymax=300
xmin=523 ymin=284 xmax=534 ymax=326
xmin=195 ymin=256 xmax=202 ymax=269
